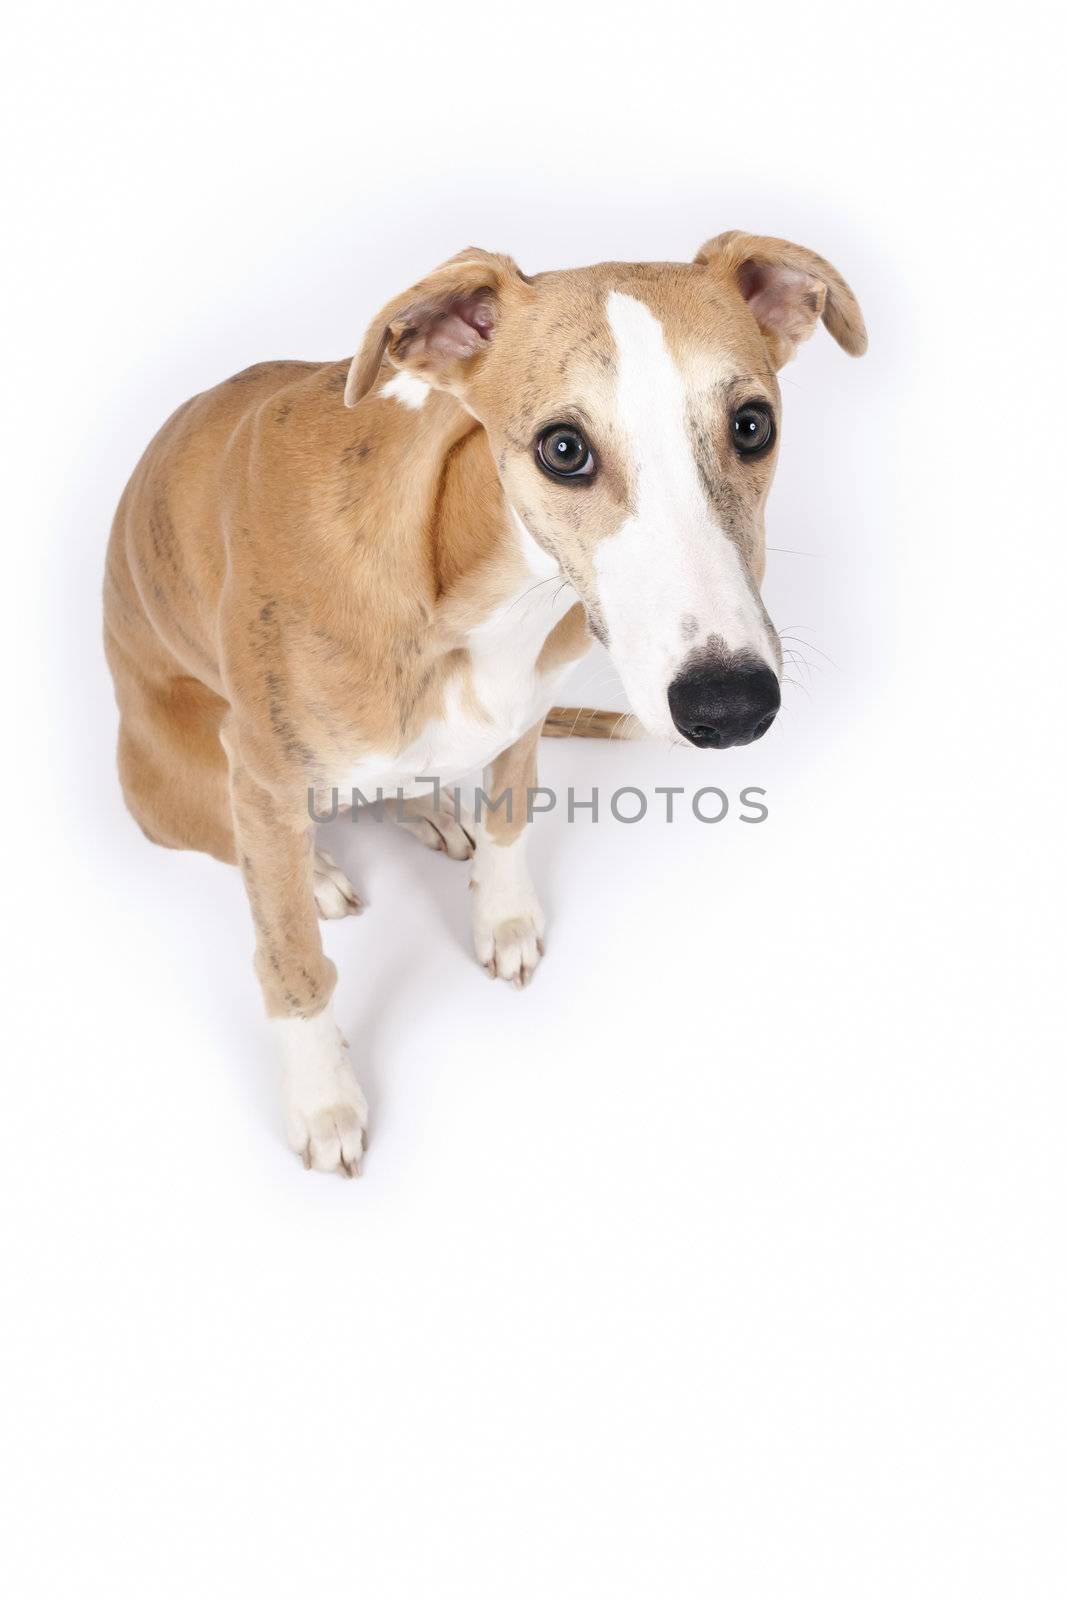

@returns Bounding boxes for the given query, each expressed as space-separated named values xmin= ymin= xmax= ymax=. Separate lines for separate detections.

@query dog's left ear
xmin=695 ymin=231 xmax=868 ymax=368
xmin=345 ymin=248 xmax=529 ymax=407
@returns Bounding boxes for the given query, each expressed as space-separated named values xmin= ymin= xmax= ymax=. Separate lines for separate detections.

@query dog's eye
xmin=536 ymin=425 xmax=595 ymax=480
xmin=731 ymin=402 xmax=776 ymax=458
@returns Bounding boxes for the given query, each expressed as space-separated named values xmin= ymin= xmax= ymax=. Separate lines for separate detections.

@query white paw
xmin=273 ymin=1009 xmax=369 ymax=1176
xmin=474 ymin=912 xmax=545 ymax=987
xmin=470 ymin=836 xmax=545 ymax=986
xmin=386 ymin=789 xmax=475 ymax=860
xmin=313 ymin=850 xmax=363 ymax=920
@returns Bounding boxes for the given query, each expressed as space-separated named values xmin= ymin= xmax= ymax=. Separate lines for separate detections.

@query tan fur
xmin=104 ymin=231 xmax=865 ymax=1076
xmin=537 ymin=604 xmax=593 ymax=674
xmin=345 ymin=248 xmax=533 ymax=406
xmin=542 ymin=707 xmax=640 ymax=739
xmin=695 ymin=232 xmax=868 ymax=366
xmin=481 ymin=722 xmax=543 ymax=845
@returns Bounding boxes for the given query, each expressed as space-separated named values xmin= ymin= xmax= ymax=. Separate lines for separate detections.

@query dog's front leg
xmin=229 ymin=759 xmax=367 ymax=1174
xmin=471 ymin=722 xmax=546 ymax=988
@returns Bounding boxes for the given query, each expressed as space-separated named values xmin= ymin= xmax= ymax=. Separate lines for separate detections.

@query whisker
xmin=499 ymin=573 xmax=562 ymax=616
xmin=780 ymin=648 xmax=815 ymax=681
xmin=779 ymin=632 xmax=837 ymax=668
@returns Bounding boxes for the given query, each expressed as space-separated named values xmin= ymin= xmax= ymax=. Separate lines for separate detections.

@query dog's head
xmin=346 ymin=234 xmax=867 ymax=747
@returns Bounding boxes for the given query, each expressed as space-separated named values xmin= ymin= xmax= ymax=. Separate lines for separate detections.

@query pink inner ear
xmin=737 ymin=259 xmax=823 ymax=342
xmin=423 ymin=294 xmax=496 ymax=360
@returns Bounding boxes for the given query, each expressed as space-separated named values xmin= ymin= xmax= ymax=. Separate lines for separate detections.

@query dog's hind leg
xmin=113 ymin=651 xmax=361 ymax=918
xmin=312 ymin=849 xmax=363 ymax=919
xmin=109 ymin=640 xmax=238 ymax=864
xmin=383 ymin=787 xmax=475 ymax=859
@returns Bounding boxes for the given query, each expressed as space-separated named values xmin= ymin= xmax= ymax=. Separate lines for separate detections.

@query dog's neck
xmin=341 ymin=381 xmax=533 ymax=633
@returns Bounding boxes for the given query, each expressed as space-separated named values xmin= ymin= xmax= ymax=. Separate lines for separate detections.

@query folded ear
xmin=695 ymin=231 xmax=868 ymax=367
xmin=345 ymin=248 xmax=528 ymax=407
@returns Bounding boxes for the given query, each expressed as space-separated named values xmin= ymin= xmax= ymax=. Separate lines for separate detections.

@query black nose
xmin=668 ymin=657 xmax=780 ymax=749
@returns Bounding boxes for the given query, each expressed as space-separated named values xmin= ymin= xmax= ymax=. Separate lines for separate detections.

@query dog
xmin=104 ymin=230 xmax=867 ymax=1174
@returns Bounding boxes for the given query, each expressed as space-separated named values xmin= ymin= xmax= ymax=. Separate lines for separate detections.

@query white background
xmin=4 ymin=3 xmax=1065 ymax=1595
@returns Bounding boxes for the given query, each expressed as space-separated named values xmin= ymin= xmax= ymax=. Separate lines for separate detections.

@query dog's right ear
xmin=345 ymin=249 xmax=529 ymax=407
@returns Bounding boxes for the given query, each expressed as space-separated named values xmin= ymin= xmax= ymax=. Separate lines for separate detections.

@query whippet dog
xmin=104 ymin=231 xmax=867 ymax=1173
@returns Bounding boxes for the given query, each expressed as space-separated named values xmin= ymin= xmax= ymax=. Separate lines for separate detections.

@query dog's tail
xmin=542 ymin=706 xmax=643 ymax=740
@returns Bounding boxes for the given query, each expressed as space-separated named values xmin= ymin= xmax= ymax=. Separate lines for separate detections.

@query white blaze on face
xmin=594 ymin=291 xmax=777 ymax=737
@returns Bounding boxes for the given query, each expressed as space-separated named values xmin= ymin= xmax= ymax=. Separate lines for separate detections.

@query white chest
xmin=337 ymin=548 xmax=581 ymax=795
